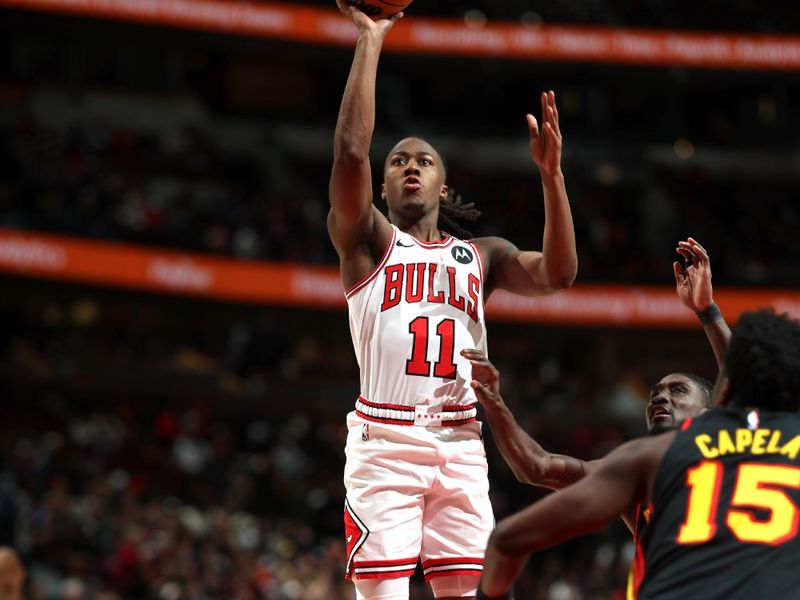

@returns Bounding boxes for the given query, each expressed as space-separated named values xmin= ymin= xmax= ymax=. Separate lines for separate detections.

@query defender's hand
xmin=674 ymin=237 xmax=714 ymax=312
xmin=528 ymin=91 xmax=563 ymax=179
xmin=462 ymin=349 xmax=501 ymax=406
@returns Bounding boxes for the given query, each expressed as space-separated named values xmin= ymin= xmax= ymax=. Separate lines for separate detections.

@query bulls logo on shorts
xmin=344 ymin=499 xmax=369 ymax=576
xmin=451 ymin=246 xmax=474 ymax=265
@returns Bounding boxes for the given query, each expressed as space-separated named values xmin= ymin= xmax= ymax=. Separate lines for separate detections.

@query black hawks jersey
xmin=630 ymin=409 xmax=800 ymax=600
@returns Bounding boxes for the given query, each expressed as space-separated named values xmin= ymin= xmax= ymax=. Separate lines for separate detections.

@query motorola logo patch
xmin=451 ymin=246 xmax=474 ymax=265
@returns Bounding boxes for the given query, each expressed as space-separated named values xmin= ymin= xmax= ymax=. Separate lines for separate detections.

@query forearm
xmin=481 ymin=398 xmax=547 ymax=485
xmin=698 ymin=305 xmax=732 ymax=370
xmin=527 ymin=171 xmax=577 ymax=290
xmin=334 ymin=34 xmax=383 ymax=159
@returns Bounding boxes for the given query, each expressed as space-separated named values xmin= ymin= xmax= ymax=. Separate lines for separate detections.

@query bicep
xmin=480 ymin=238 xmax=550 ymax=298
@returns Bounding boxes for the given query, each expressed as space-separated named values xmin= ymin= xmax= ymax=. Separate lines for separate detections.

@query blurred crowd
xmin=2 ymin=111 xmax=799 ymax=287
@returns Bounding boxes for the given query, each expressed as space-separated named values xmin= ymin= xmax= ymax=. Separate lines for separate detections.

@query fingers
xmin=461 ymin=348 xmax=486 ymax=359
xmin=687 ymin=237 xmax=709 ymax=262
xmin=461 ymin=348 xmax=492 ymax=368
xmin=673 ymin=261 xmax=685 ymax=285
xmin=677 ymin=239 xmax=709 ymax=266
xmin=547 ymin=90 xmax=561 ymax=135
xmin=526 ymin=114 xmax=539 ymax=139
xmin=676 ymin=246 xmax=696 ymax=265
xmin=461 ymin=349 xmax=496 ymax=375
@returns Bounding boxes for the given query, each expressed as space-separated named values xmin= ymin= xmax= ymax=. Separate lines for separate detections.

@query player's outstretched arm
xmin=328 ymin=2 xmax=401 ymax=263
xmin=463 ymin=349 xmax=591 ymax=489
xmin=479 ymin=434 xmax=671 ymax=598
xmin=674 ymin=237 xmax=732 ymax=370
xmin=479 ymin=91 xmax=577 ymax=299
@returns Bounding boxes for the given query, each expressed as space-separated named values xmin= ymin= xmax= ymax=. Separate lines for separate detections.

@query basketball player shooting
xmin=329 ymin=2 xmax=578 ymax=599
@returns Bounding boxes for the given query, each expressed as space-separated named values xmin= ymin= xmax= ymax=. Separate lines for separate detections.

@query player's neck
xmin=393 ymin=214 xmax=443 ymax=242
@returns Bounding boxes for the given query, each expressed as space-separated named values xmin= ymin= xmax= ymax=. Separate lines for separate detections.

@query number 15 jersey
xmin=346 ymin=225 xmax=487 ymax=412
xmin=632 ymin=408 xmax=800 ymax=600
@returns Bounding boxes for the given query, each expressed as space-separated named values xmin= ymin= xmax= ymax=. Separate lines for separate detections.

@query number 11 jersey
xmin=346 ymin=225 xmax=487 ymax=413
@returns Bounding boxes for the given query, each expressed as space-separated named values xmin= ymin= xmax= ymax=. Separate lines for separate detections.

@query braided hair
xmin=438 ymin=188 xmax=481 ymax=240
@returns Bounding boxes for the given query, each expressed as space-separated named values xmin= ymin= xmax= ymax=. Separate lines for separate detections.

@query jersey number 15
xmin=678 ymin=461 xmax=800 ymax=545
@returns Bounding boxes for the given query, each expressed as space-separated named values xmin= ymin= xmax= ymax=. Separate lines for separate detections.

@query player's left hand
xmin=674 ymin=237 xmax=714 ymax=312
xmin=462 ymin=349 xmax=502 ymax=406
xmin=528 ymin=91 xmax=563 ymax=179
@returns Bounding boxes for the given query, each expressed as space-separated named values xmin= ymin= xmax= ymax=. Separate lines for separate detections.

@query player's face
xmin=382 ymin=138 xmax=447 ymax=218
xmin=646 ymin=373 xmax=708 ymax=433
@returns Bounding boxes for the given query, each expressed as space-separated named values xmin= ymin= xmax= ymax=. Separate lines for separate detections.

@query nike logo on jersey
xmin=396 ymin=240 xmax=414 ymax=248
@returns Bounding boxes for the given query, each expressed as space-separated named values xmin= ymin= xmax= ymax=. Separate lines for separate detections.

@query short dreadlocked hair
xmin=724 ymin=309 xmax=800 ymax=412
xmin=438 ymin=188 xmax=481 ymax=239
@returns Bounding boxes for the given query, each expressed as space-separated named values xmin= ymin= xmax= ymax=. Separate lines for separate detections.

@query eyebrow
xmin=650 ymin=381 xmax=690 ymax=395
xmin=389 ymin=151 xmax=435 ymax=159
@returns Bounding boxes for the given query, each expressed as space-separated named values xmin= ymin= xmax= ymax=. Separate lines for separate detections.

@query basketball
xmin=348 ymin=0 xmax=412 ymax=19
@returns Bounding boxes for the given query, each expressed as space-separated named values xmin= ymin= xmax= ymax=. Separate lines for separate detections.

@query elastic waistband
xmin=355 ymin=396 xmax=477 ymax=427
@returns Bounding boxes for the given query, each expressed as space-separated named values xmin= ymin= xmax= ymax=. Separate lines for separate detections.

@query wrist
xmin=540 ymin=169 xmax=565 ymax=190
xmin=696 ymin=302 xmax=722 ymax=325
xmin=358 ymin=31 xmax=386 ymax=47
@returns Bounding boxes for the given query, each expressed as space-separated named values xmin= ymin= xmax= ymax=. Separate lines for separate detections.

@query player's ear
xmin=381 ymin=183 xmax=387 ymax=201
xmin=439 ymin=184 xmax=449 ymax=201
xmin=712 ymin=376 xmax=732 ymax=407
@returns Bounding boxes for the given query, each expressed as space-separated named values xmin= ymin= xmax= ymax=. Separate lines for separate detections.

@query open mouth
xmin=403 ymin=177 xmax=421 ymax=191
xmin=649 ymin=407 xmax=672 ymax=422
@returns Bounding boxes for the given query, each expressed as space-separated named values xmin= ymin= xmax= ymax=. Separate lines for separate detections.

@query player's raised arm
xmin=328 ymin=2 xmax=401 ymax=264
xmin=674 ymin=237 xmax=732 ymax=370
xmin=464 ymin=349 xmax=591 ymax=489
xmin=479 ymin=433 xmax=671 ymax=598
xmin=480 ymin=91 xmax=578 ymax=298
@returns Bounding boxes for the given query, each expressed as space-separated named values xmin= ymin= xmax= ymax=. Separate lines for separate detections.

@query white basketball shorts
xmin=343 ymin=411 xmax=494 ymax=583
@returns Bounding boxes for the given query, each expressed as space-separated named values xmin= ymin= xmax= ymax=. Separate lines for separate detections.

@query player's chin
xmin=400 ymin=197 xmax=427 ymax=213
xmin=649 ymin=419 xmax=675 ymax=435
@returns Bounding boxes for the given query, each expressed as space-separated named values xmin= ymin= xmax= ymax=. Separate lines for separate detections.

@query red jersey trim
xmin=355 ymin=411 xmax=477 ymax=427
xmin=358 ymin=395 xmax=415 ymax=412
xmin=349 ymin=557 xmax=419 ymax=581
xmin=408 ymin=232 xmax=454 ymax=249
xmin=358 ymin=396 xmax=476 ymax=413
xmin=350 ymin=569 xmax=417 ymax=581
xmin=422 ymin=557 xmax=483 ymax=568
xmin=422 ymin=557 xmax=484 ymax=581
xmin=355 ymin=558 xmax=419 ymax=568
xmin=467 ymin=240 xmax=486 ymax=287
xmin=344 ymin=227 xmax=397 ymax=299
xmin=344 ymin=498 xmax=369 ymax=577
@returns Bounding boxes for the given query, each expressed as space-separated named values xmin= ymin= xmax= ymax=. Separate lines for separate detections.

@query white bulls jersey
xmin=346 ymin=225 xmax=487 ymax=415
